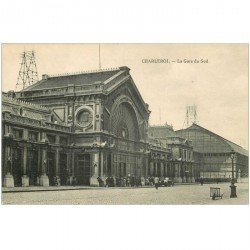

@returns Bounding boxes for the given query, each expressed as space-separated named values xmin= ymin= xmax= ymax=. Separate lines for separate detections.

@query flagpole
xmin=99 ymin=44 xmax=101 ymax=70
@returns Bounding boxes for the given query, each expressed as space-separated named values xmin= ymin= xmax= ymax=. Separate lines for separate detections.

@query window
xmin=47 ymin=134 xmax=56 ymax=144
xmin=13 ymin=128 xmax=23 ymax=139
xmin=76 ymin=109 xmax=93 ymax=127
xmin=28 ymin=131 xmax=38 ymax=141
xmin=60 ymin=137 xmax=68 ymax=145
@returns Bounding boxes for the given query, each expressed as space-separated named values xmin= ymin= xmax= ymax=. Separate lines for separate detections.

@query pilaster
xmin=39 ymin=148 xmax=49 ymax=186
xmin=90 ymin=151 xmax=99 ymax=186
xmin=21 ymin=146 xmax=29 ymax=187
xmin=174 ymin=163 xmax=182 ymax=183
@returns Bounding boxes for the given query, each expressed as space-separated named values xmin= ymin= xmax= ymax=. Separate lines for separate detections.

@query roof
xmin=19 ymin=66 xmax=150 ymax=117
xmin=176 ymin=123 xmax=248 ymax=156
xmin=2 ymin=94 xmax=66 ymax=125
xmin=148 ymin=125 xmax=176 ymax=138
xmin=22 ymin=68 xmax=121 ymax=91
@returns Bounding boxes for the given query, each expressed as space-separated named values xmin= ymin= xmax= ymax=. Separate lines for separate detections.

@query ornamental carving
xmin=75 ymin=106 xmax=93 ymax=128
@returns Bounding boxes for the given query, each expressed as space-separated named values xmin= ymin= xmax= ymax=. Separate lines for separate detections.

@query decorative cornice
xmin=2 ymin=95 xmax=49 ymax=111
xmin=47 ymin=67 xmax=121 ymax=78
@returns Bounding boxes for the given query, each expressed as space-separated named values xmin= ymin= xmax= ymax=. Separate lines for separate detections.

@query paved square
xmin=2 ymin=182 xmax=248 ymax=205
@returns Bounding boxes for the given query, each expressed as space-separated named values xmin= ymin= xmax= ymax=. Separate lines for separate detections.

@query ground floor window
xmin=76 ymin=154 xmax=91 ymax=185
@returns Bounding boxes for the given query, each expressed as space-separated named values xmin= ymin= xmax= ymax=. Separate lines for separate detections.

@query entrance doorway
xmin=12 ymin=147 xmax=22 ymax=187
xmin=28 ymin=149 xmax=38 ymax=185
xmin=59 ymin=153 xmax=68 ymax=185
xmin=118 ymin=162 xmax=126 ymax=177
xmin=76 ymin=154 xmax=90 ymax=185
xmin=47 ymin=152 xmax=55 ymax=185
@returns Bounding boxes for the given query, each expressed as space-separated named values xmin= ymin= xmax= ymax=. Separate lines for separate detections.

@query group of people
xmin=97 ymin=176 xmax=143 ymax=187
xmin=148 ymin=176 xmax=174 ymax=189
xmin=97 ymin=176 xmax=174 ymax=189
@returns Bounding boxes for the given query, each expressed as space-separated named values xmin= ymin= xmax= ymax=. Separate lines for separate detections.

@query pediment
xmin=104 ymin=77 xmax=149 ymax=119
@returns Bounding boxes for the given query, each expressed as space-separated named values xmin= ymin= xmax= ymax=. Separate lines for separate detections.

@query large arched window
xmin=110 ymin=102 xmax=139 ymax=141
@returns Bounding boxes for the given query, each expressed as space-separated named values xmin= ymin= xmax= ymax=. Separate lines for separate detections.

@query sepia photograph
xmin=1 ymin=44 xmax=248 ymax=205
xmin=1 ymin=1 xmax=250 ymax=250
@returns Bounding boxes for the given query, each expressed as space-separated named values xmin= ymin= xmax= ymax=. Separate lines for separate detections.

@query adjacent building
xmin=148 ymin=124 xmax=195 ymax=183
xmin=176 ymin=124 xmax=248 ymax=180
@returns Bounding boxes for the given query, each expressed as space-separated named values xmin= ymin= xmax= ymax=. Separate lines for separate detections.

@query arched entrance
xmin=110 ymin=99 xmax=141 ymax=178
xmin=12 ymin=147 xmax=22 ymax=186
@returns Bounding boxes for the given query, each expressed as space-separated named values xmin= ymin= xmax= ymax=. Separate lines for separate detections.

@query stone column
xmin=71 ymin=151 xmax=75 ymax=176
xmin=3 ymin=144 xmax=14 ymax=188
xmin=111 ymin=153 xmax=114 ymax=177
xmin=174 ymin=162 xmax=182 ymax=183
xmin=160 ymin=162 xmax=164 ymax=177
xmin=55 ymin=148 xmax=59 ymax=175
xmin=153 ymin=162 xmax=157 ymax=176
xmin=191 ymin=164 xmax=195 ymax=183
xmin=36 ymin=148 xmax=41 ymax=185
xmin=100 ymin=151 xmax=104 ymax=177
xmin=166 ymin=163 xmax=170 ymax=177
xmin=144 ymin=157 xmax=148 ymax=178
xmin=39 ymin=148 xmax=49 ymax=186
xmin=171 ymin=163 xmax=175 ymax=179
xmin=149 ymin=161 xmax=154 ymax=176
xmin=66 ymin=152 xmax=71 ymax=185
xmin=186 ymin=164 xmax=191 ymax=183
xmin=182 ymin=164 xmax=187 ymax=183
xmin=55 ymin=148 xmax=61 ymax=185
xmin=21 ymin=146 xmax=29 ymax=187
xmin=90 ymin=151 xmax=99 ymax=186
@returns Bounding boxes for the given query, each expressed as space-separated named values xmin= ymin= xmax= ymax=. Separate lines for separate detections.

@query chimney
xmin=119 ymin=66 xmax=130 ymax=72
xmin=42 ymin=74 xmax=49 ymax=80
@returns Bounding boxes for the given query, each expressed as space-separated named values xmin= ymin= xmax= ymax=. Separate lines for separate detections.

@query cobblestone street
xmin=2 ymin=182 xmax=248 ymax=205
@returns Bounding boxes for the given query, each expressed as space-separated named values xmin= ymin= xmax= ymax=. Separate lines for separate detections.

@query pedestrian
xmin=72 ymin=176 xmax=77 ymax=186
xmin=200 ymin=177 xmax=204 ymax=186
xmin=106 ymin=176 xmax=110 ymax=187
xmin=154 ymin=176 xmax=159 ymax=190
xmin=164 ymin=177 xmax=169 ymax=187
xmin=150 ymin=176 xmax=154 ymax=186
xmin=66 ymin=176 xmax=71 ymax=186
xmin=126 ymin=176 xmax=130 ymax=187
xmin=97 ymin=176 xmax=103 ymax=187
xmin=131 ymin=176 xmax=135 ymax=187
xmin=110 ymin=176 xmax=115 ymax=187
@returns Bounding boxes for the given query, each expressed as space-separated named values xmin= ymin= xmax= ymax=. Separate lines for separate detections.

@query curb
xmin=2 ymin=183 xmax=199 ymax=193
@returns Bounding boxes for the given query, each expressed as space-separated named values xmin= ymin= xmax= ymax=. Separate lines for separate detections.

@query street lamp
xmin=230 ymin=150 xmax=237 ymax=198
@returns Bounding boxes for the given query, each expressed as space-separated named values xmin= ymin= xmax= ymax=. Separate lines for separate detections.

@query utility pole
xmin=185 ymin=105 xmax=198 ymax=128
xmin=16 ymin=50 xmax=39 ymax=90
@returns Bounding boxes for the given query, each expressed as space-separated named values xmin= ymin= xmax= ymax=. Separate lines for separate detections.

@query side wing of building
xmin=176 ymin=124 xmax=248 ymax=179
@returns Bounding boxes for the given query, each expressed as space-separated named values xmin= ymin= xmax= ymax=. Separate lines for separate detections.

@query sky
xmin=2 ymin=44 xmax=248 ymax=149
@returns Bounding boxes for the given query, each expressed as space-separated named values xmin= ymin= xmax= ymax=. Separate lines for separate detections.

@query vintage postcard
xmin=1 ymin=44 xmax=248 ymax=205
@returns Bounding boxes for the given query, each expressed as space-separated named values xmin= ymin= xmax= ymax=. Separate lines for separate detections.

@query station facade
xmin=2 ymin=66 xmax=247 ymax=187
xmin=2 ymin=67 xmax=172 ymax=187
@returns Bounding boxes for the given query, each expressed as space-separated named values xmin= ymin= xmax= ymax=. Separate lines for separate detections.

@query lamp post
xmin=230 ymin=150 xmax=237 ymax=198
